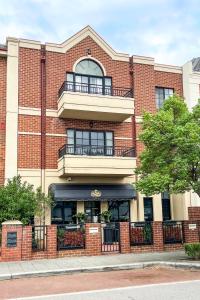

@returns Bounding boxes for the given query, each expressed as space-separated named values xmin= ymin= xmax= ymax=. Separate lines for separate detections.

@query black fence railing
xmin=130 ymin=222 xmax=153 ymax=246
xmin=32 ymin=225 xmax=47 ymax=251
xmin=163 ymin=221 xmax=183 ymax=244
xmin=58 ymin=144 xmax=135 ymax=159
xmin=58 ymin=81 xmax=133 ymax=98
xmin=57 ymin=224 xmax=85 ymax=250
xmin=101 ymin=222 xmax=120 ymax=252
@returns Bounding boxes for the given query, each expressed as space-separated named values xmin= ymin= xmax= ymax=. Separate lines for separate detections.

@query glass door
xmin=143 ymin=197 xmax=153 ymax=221
xmin=84 ymin=201 xmax=100 ymax=223
xmin=108 ymin=201 xmax=130 ymax=222
xmin=90 ymin=77 xmax=103 ymax=94
xmin=75 ymin=75 xmax=88 ymax=93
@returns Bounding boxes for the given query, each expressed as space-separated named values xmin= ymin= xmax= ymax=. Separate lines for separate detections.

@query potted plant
xmin=120 ymin=216 xmax=129 ymax=222
xmin=101 ymin=210 xmax=112 ymax=223
xmin=74 ymin=212 xmax=86 ymax=224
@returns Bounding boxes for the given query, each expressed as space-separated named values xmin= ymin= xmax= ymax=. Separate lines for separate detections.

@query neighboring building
xmin=183 ymin=57 xmax=200 ymax=206
xmin=0 ymin=26 xmax=190 ymax=225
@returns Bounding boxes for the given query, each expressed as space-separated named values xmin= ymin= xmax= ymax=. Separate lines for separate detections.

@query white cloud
xmin=0 ymin=0 xmax=199 ymax=65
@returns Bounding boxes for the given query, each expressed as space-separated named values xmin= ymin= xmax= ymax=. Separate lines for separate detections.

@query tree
xmin=136 ymin=95 xmax=200 ymax=198
xmin=0 ymin=176 xmax=52 ymax=225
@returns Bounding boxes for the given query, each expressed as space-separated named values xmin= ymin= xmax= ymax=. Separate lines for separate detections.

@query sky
xmin=0 ymin=0 xmax=199 ymax=65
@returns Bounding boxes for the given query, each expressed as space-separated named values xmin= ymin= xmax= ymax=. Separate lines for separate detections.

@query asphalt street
xmin=15 ymin=280 xmax=200 ymax=300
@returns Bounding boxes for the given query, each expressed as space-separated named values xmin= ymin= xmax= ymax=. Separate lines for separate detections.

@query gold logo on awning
xmin=91 ymin=189 xmax=102 ymax=198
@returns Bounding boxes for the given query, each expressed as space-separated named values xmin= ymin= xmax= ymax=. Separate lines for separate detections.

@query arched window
xmin=75 ymin=59 xmax=104 ymax=76
xmin=66 ymin=59 xmax=112 ymax=95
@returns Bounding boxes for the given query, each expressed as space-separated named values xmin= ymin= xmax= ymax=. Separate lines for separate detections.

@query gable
xmin=45 ymin=26 xmax=129 ymax=62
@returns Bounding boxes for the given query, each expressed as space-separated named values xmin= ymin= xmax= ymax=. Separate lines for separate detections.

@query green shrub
xmin=184 ymin=243 xmax=200 ymax=260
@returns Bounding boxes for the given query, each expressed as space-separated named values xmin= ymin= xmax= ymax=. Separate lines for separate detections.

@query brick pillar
xmin=1 ymin=221 xmax=23 ymax=262
xmin=22 ymin=226 xmax=32 ymax=260
xmin=153 ymin=222 xmax=164 ymax=252
xmin=188 ymin=207 xmax=200 ymax=221
xmin=120 ymin=222 xmax=131 ymax=254
xmin=47 ymin=225 xmax=57 ymax=259
xmin=85 ymin=223 xmax=101 ymax=256
xmin=183 ymin=221 xmax=199 ymax=243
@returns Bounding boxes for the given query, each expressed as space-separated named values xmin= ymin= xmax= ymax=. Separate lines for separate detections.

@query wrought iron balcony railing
xmin=58 ymin=81 xmax=133 ymax=98
xmin=58 ymin=144 xmax=135 ymax=159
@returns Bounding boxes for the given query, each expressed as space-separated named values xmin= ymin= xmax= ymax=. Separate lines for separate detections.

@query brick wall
xmin=19 ymin=48 xmax=41 ymax=108
xmin=18 ymin=37 xmax=134 ymax=170
xmin=18 ymin=115 xmax=133 ymax=168
xmin=133 ymin=65 xmax=183 ymax=158
xmin=1 ymin=221 xmax=199 ymax=262
xmin=133 ymin=63 xmax=156 ymax=116
xmin=0 ymin=57 xmax=7 ymax=185
xmin=155 ymin=71 xmax=183 ymax=96
xmin=46 ymin=36 xmax=131 ymax=110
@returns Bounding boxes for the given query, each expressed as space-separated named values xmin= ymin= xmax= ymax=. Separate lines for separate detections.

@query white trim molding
xmin=5 ymin=38 xmax=19 ymax=181
xmin=45 ymin=26 xmax=129 ymax=62
xmin=19 ymin=107 xmax=58 ymax=117
xmin=0 ymin=49 xmax=7 ymax=57
xmin=132 ymin=55 xmax=154 ymax=65
xmin=154 ymin=63 xmax=182 ymax=74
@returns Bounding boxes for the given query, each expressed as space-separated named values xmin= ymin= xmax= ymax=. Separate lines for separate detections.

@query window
xmin=84 ymin=201 xmax=100 ymax=223
xmin=143 ymin=197 xmax=153 ymax=221
xmin=66 ymin=59 xmax=112 ymax=96
xmin=162 ymin=192 xmax=171 ymax=221
xmin=108 ymin=200 xmax=130 ymax=222
xmin=51 ymin=202 xmax=77 ymax=224
xmin=67 ymin=129 xmax=113 ymax=156
xmin=75 ymin=59 xmax=103 ymax=76
xmin=155 ymin=87 xmax=174 ymax=109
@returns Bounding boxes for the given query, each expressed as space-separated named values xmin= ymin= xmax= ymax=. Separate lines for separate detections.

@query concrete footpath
xmin=0 ymin=251 xmax=200 ymax=281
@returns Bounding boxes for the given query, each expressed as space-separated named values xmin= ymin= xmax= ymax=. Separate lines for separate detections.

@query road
xmin=1 ymin=267 xmax=200 ymax=299
xmin=14 ymin=280 xmax=200 ymax=300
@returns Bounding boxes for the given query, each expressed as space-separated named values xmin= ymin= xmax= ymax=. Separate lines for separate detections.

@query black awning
xmin=49 ymin=184 xmax=136 ymax=201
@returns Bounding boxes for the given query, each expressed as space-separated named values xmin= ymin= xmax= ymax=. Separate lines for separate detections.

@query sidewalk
xmin=0 ymin=251 xmax=200 ymax=280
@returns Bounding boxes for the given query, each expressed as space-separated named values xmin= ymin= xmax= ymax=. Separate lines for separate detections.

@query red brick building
xmin=0 ymin=26 xmax=187 ymax=225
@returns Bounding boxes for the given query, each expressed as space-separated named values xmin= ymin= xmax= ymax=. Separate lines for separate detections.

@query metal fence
xmin=58 ymin=144 xmax=135 ymax=159
xmin=58 ymin=81 xmax=133 ymax=98
xmin=101 ymin=222 xmax=120 ymax=252
xmin=32 ymin=225 xmax=47 ymax=251
xmin=57 ymin=224 xmax=85 ymax=250
xmin=163 ymin=221 xmax=183 ymax=244
xmin=130 ymin=222 xmax=153 ymax=246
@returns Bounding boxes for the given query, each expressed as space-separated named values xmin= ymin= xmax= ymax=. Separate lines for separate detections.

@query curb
xmin=0 ymin=261 xmax=200 ymax=281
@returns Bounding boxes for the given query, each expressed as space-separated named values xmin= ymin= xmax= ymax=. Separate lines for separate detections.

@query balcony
xmin=58 ymin=145 xmax=136 ymax=177
xmin=58 ymin=81 xmax=134 ymax=122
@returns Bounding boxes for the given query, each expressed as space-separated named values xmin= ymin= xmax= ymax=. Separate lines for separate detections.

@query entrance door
xmin=84 ymin=201 xmax=100 ymax=223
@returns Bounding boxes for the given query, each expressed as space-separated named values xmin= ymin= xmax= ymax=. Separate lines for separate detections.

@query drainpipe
xmin=130 ymin=56 xmax=139 ymax=221
xmin=40 ymin=45 xmax=46 ymax=224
